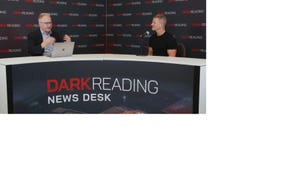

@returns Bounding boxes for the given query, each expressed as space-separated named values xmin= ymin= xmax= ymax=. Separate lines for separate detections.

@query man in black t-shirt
xmin=148 ymin=13 xmax=177 ymax=57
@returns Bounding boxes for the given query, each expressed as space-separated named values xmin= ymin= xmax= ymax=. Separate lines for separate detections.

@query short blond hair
xmin=153 ymin=13 xmax=167 ymax=26
xmin=38 ymin=13 xmax=51 ymax=21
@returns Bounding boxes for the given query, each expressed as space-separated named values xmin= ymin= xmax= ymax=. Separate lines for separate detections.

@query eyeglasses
xmin=39 ymin=22 xmax=52 ymax=25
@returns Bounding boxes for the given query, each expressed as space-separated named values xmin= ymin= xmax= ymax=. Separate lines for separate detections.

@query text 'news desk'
xmin=0 ymin=54 xmax=206 ymax=114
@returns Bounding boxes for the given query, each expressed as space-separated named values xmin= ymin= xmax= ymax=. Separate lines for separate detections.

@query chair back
xmin=176 ymin=42 xmax=186 ymax=57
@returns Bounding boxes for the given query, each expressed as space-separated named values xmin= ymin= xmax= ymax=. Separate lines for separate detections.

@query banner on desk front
xmin=7 ymin=60 xmax=199 ymax=114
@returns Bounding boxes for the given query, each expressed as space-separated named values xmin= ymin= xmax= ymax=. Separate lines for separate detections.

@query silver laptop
xmin=48 ymin=42 xmax=74 ymax=57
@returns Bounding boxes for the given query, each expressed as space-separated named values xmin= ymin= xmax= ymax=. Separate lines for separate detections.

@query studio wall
xmin=107 ymin=0 xmax=206 ymax=58
xmin=0 ymin=0 xmax=205 ymax=58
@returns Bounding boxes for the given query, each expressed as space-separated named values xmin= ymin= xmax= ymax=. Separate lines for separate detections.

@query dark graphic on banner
xmin=8 ymin=61 xmax=199 ymax=113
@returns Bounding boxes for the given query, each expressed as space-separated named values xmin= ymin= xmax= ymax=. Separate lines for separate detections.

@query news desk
xmin=0 ymin=54 xmax=206 ymax=114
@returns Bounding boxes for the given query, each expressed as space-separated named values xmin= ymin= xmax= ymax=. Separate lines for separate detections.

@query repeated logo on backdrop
xmin=0 ymin=0 xmax=205 ymax=58
xmin=0 ymin=0 xmax=106 ymax=57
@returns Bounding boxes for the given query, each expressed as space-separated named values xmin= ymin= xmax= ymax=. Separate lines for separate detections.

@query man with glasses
xmin=27 ymin=13 xmax=71 ymax=56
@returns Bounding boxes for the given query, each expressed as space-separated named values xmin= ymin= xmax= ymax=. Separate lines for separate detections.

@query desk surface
xmin=0 ymin=54 xmax=206 ymax=67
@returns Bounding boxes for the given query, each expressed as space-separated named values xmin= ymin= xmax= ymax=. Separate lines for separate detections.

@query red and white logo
xmin=108 ymin=43 xmax=122 ymax=47
xmin=192 ymin=48 xmax=206 ymax=53
xmin=108 ymin=3 xmax=123 ymax=7
xmin=181 ymin=35 xmax=203 ymax=40
xmin=25 ymin=24 xmax=38 ymax=28
xmin=192 ymin=23 xmax=206 ymax=27
xmin=89 ymin=3 xmax=104 ymax=7
xmin=0 ymin=49 xmax=22 ymax=53
xmin=168 ymin=23 xmax=187 ymax=27
xmin=83 ymin=34 xmax=98 ymax=38
xmin=125 ymin=24 xmax=141 ymax=27
xmin=25 ymin=0 xmax=45 ymax=4
xmin=12 ymin=11 xmax=34 ymax=15
xmin=83 ymin=13 xmax=98 ymax=17
xmin=91 ymin=44 xmax=104 ymax=47
xmin=163 ymin=11 xmax=176 ymax=15
xmin=117 ymin=34 xmax=132 ymax=38
xmin=63 ymin=13 xmax=79 ymax=16
xmin=49 ymin=1 xmax=67 ymax=5
xmin=0 ymin=24 xmax=21 ymax=28
xmin=53 ymin=24 xmax=68 ymax=28
xmin=145 ymin=0 xmax=163 ymax=4
xmin=14 ymin=36 xmax=27 ymax=40
xmin=71 ymin=2 xmax=87 ymax=6
xmin=76 ymin=44 xmax=88 ymax=48
xmin=101 ymin=34 xmax=114 ymax=37
xmin=136 ymin=12 xmax=152 ymax=16
xmin=145 ymin=23 xmax=152 ymax=27
xmin=182 ymin=9 xmax=205 ymax=14
xmin=125 ymin=44 xmax=140 ymax=48
xmin=70 ymin=34 xmax=80 ymax=38
xmin=72 ymin=24 xmax=87 ymax=27
xmin=89 ymin=24 xmax=105 ymax=28
xmin=126 ymin=1 xmax=141 ymax=6
xmin=117 ymin=13 xmax=132 ymax=17
xmin=108 ymin=24 xmax=123 ymax=28
xmin=104 ymin=14 xmax=115 ymax=17
xmin=49 ymin=13 xmax=59 ymax=16
xmin=168 ymin=0 xmax=188 ymax=2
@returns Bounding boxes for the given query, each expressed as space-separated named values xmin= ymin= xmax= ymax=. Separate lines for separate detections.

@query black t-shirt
xmin=149 ymin=32 xmax=177 ymax=56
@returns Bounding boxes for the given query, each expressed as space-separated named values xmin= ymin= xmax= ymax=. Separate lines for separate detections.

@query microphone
xmin=140 ymin=31 xmax=150 ymax=38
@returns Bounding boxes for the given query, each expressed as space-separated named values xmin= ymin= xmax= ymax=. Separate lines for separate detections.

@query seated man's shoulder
xmin=28 ymin=29 xmax=40 ymax=37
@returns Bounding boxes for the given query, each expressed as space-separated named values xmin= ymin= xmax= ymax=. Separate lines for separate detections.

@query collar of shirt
xmin=40 ymin=29 xmax=52 ymax=37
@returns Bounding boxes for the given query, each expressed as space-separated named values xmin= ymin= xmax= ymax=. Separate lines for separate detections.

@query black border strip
xmin=6 ymin=65 xmax=14 ymax=113
xmin=193 ymin=66 xmax=200 ymax=114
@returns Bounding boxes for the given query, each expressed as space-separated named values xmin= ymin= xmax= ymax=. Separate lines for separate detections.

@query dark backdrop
xmin=0 ymin=0 xmax=205 ymax=58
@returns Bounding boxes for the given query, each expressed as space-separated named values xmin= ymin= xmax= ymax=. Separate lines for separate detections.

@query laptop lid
xmin=49 ymin=42 xmax=74 ymax=57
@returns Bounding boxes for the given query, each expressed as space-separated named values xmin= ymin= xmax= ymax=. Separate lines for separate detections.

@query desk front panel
xmin=6 ymin=60 xmax=200 ymax=114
